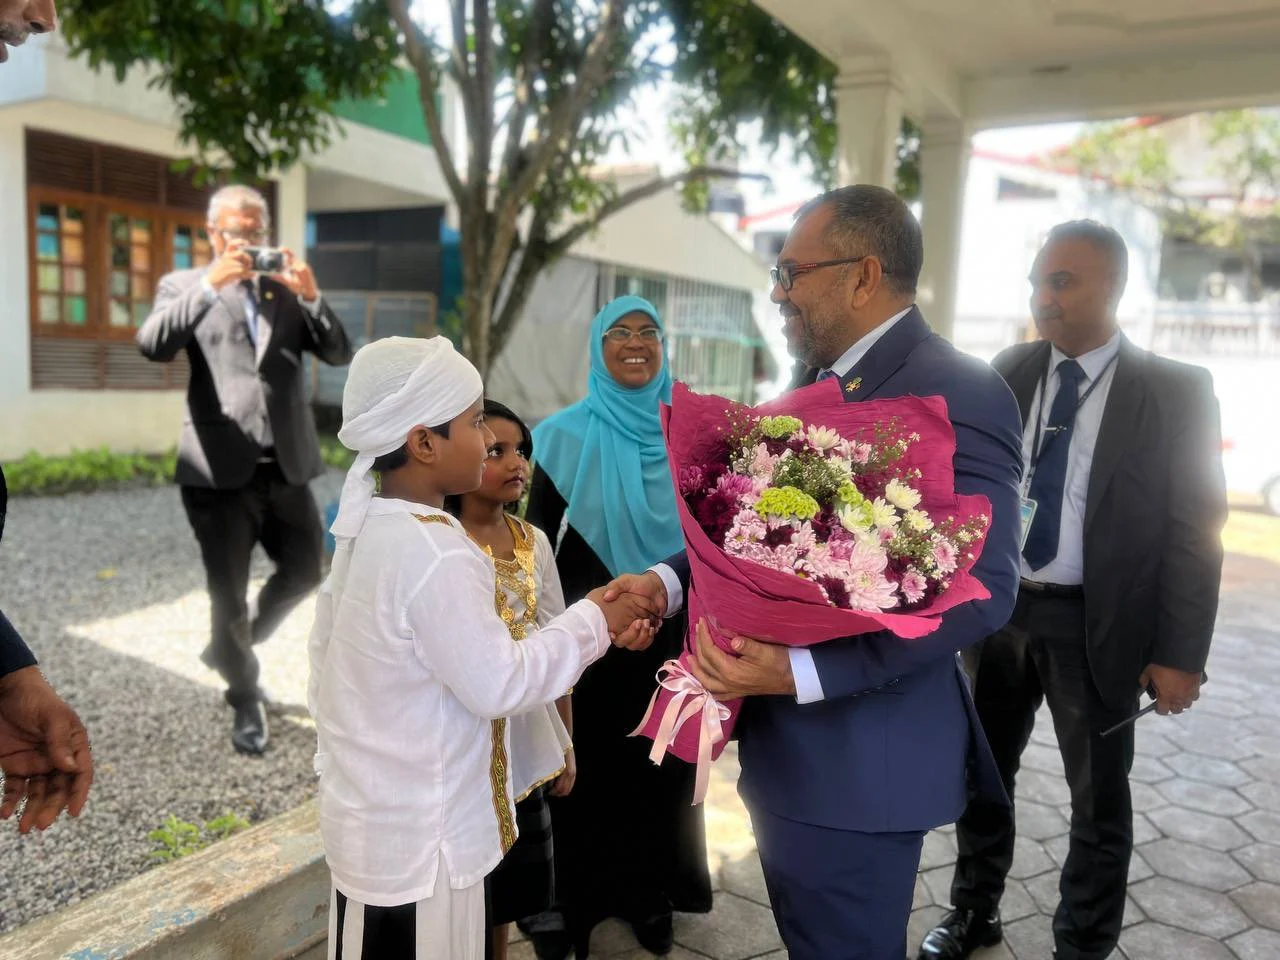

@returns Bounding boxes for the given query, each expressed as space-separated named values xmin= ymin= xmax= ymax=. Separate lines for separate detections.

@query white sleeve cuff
xmin=789 ymin=648 xmax=826 ymax=704
xmin=200 ymin=277 xmax=218 ymax=304
xmin=649 ymin=563 xmax=684 ymax=619
xmin=300 ymin=292 xmax=325 ymax=319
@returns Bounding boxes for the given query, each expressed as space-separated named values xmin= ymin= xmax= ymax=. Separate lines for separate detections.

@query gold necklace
xmin=473 ymin=515 xmax=538 ymax=640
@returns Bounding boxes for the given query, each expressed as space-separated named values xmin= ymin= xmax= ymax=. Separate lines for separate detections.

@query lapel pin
xmin=264 ymin=290 xmax=274 ymax=301
xmin=845 ymin=377 xmax=862 ymax=393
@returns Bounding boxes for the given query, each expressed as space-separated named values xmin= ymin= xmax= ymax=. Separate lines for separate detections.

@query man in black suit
xmin=919 ymin=221 xmax=1227 ymax=960
xmin=138 ymin=185 xmax=353 ymax=755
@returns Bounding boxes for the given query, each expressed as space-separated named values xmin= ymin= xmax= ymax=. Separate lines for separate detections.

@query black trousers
xmin=181 ymin=462 xmax=323 ymax=707
xmin=952 ymin=590 xmax=1136 ymax=960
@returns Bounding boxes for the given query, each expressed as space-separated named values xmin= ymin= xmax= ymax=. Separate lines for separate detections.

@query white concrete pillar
xmin=275 ymin=163 xmax=308 ymax=257
xmin=0 ymin=115 xmax=30 ymax=408
xmin=835 ymin=67 xmax=905 ymax=188
xmin=917 ymin=118 xmax=970 ymax=341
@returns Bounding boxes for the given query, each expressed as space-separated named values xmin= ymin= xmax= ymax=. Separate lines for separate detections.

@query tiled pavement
xmin=510 ymin=506 xmax=1280 ymax=959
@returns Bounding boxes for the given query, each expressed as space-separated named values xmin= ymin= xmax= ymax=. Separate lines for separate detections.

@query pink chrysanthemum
xmin=932 ymin=539 xmax=959 ymax=575
xmin=678 ymin=465 xmax=706 ymax=496
xmin=717 ymin=471 xmax=756 ymax=502
xmin=748 ymin=444 xmax=779 ymax=481
xmin=900 ymin=567 xmax=928 ymax=604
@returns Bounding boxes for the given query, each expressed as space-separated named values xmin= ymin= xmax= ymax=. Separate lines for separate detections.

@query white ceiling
xmin=753 ymin=0 xmax=1280 ymax=127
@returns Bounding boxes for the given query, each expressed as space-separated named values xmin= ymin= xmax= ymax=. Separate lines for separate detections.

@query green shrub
xmin=3 ymin=447 xmax=177 ymax=496
xmin=147 ymin=811 xmax=252 ymax=863
xmin=318 ymin=433 xmax=355 ymax=471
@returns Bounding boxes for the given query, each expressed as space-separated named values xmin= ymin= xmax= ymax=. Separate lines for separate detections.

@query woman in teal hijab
xmin=524 ymin=296 xmax=711 ymax=958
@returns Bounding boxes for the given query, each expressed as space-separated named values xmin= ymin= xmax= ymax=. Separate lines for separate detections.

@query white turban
xmin=330 ymin=335 xmax=484 ymax=542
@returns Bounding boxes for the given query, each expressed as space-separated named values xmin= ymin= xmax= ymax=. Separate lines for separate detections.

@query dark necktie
xmin=240 ymin=279 xmax=260 ymax=346
xmin=1022 ymin=358 xmax=1086 ymax=571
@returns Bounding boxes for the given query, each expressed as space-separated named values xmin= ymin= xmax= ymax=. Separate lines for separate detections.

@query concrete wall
xmin=0 ymin=801 xmax=329 ymax=960
xmin=568 ymin=173 xmax=768 ymax=293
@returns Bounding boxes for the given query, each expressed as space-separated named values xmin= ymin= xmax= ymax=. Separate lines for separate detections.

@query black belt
xmin=257 ymin=447 xmax=277 ymax=464
xmin=1020 ymin=579 xmax=1084 ymax=599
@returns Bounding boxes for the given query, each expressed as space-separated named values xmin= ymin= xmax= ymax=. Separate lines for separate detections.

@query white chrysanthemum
xmin=827 ymin=455 xmax=854 ymax=479
xmin=884 ymin=478 xmax=922 ymax=511
xmin=837 ymin=503 xmax=872 ymax=535
xmin=806 ymin=424 xmax=842 ymax=451
xmin=868 ymin=497 xmax=900 ymax=531
xmin=904 ymin=509 xmax=935 ymax=533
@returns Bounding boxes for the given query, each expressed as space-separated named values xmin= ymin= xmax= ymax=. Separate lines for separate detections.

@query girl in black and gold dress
xmin=448 ymin=400 xmax=576 ymax=960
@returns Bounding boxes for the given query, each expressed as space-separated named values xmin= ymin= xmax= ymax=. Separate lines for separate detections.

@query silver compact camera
xmin=245 ymin=247 xmax=286 ymax=274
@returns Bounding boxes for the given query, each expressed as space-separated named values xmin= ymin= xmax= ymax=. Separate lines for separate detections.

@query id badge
xmin=1018 ymin=498 xmax=1038 ymax=550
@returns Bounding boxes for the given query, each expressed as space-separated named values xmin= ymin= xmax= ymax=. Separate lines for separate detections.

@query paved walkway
xmin=508 ymin=505 xmax=1280 ymax=959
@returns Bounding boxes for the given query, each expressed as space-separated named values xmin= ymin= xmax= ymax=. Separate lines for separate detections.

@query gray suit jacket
xmin=993 ymin=336 xmax=1227 ymax=707
xmin=137 ymin=268 xmax=354 ymax=489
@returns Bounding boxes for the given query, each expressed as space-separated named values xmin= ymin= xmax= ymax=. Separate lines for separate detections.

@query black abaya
xmin=524 ymin=464 xmax=712 ymax=944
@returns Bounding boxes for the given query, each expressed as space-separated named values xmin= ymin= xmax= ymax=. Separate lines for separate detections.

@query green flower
xmin=759 ymin=416 xmax=804 ymax=439
xmin=754 ymin=485 xmax=820 ymax=521
xmin=838 ymin=481 xmax=864 ymax=505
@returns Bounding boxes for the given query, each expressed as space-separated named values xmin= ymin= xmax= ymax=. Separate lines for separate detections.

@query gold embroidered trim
xmin=472 ymin=515 xmax=541 ymax=854
xmin=489 ymin=717 xmax=517 ymax=854
xmin=412 ymin=513 xmax=455 ymax=527
xmin=513 ymin=763 xmax=567 ymax=804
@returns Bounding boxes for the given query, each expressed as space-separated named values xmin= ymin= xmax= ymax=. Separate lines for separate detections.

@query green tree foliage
xmin=1067 ymin=110 xmax=1280 ymax=300
xmin=59 ymin=1 xmax=919 ymax=371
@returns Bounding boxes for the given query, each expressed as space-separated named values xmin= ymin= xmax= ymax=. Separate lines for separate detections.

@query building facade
xmin=0 ymin=39 xmax=771 ymax=461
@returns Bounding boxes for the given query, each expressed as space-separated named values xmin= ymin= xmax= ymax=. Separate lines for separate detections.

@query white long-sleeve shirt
xmin=308 ymin=498 xmax=609 ymax=907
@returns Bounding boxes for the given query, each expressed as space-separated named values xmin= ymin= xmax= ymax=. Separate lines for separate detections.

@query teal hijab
xmin=532 ymin=296 xmax=684 ymax=577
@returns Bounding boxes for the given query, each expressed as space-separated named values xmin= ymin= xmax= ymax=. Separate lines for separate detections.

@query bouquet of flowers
xmin=632 ymin=380 xmax=994 ymax=803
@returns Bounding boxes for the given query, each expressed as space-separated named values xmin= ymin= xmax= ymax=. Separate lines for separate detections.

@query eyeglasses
xmin=771 ymin=256 xmax=870 ymax=291
xmin=217 ymin=228 xmax=270 ymax=244
xmin=603 ymin=327 xmax=664 ymax=344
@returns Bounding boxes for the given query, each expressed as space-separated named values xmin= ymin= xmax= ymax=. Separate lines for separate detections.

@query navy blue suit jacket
xmin=664 ymin=307 xmax=1023 ymax=833
xmin=0 ymin=466 xmax=37 ymax=680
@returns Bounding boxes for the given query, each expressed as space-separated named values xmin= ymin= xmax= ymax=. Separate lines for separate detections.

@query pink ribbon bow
xmin=630 ymin=659 xmax=731 ymax=805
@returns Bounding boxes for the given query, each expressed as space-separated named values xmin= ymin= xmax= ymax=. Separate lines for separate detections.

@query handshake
xmin=586 ymin=571 xmax=670 ymax=651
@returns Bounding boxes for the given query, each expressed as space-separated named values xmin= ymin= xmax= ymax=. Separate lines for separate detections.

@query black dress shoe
xmin=631 ymin=913 xmax=673 ymax=956
xmin=526 ymin=929 xmax=571 ymax=960
xmin=917 ymin=908 xmax=1002 ymax=959
xmin=231 ymin=701 xmax=269 ymax=755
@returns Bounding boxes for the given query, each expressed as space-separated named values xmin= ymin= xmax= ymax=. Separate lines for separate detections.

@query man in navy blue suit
xmin=608 ymin=185 xmax=1024 ymax=959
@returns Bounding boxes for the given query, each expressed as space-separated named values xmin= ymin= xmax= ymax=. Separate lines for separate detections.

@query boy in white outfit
xmin=308 ymin=336 xmax=656 ymax=959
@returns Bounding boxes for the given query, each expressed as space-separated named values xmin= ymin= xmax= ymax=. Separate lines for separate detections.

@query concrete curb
xmin=0 ymin=800 xmax=328 ymax=960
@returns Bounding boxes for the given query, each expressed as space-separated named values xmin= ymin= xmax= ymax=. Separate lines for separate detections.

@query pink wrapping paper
xmin=632 ymin=380 xmax=993 ymax=803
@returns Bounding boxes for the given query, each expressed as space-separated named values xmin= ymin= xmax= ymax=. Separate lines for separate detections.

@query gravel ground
xmin=0 ymin=472 xmax=344 ymax=934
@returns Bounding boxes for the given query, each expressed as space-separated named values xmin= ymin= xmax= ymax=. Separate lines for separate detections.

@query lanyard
xmin=1027 ymin=353 xmax=1118 ymax=476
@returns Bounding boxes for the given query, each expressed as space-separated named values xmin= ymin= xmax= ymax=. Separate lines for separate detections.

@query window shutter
xmin=26 ymin=130 xmax=95 ymax=193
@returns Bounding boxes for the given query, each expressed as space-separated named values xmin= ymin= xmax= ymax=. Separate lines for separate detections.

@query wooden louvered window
xmin=25 ymin=130 xmax=272 ymax=390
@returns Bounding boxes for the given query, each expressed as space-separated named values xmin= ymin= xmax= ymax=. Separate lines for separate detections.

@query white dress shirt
xmin=652 ymin=306 xmax=915 ymax=705
xmin=1020 ymin=333 xmax=1121 ymax=585
xmin=199 ymin=274 xmax=326 ymax=450
xmin=308 ymin=499 xmax=609 ymax=907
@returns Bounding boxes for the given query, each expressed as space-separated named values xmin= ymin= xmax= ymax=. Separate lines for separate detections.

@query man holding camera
xmin=138 ymin=185 xmax=353 ymax=756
